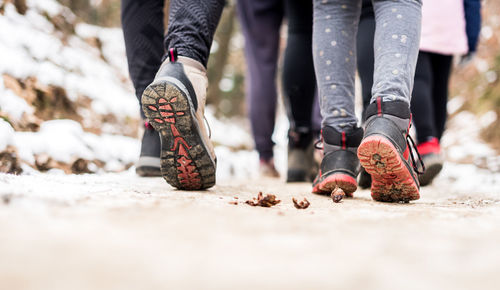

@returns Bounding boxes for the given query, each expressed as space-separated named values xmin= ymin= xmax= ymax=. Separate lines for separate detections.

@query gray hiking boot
xmin=312 ymin=126 xmax=363 ymax=196
xmin=286 ymin=128 xmax=318 ymax=182
xmin=358 ymin=98 xmax=423 ymax=202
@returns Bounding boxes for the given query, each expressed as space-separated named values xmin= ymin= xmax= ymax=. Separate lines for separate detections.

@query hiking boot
xmin=141 ymin=49 xmax=216 ymax=190
xmin=260 ymin=158 xmax=280 ymax=178
xmin=417 ymin=137 xmax=443 ymax=186
xmin=287 ymin=128 xmax=316 ymax=182
xmin=312 ymin=126 xmax=363 ymax=197
xmin=136 ymin=121 xmax=162 ymax=177
xmin=358 ymin=97 xmax=422 ymax=202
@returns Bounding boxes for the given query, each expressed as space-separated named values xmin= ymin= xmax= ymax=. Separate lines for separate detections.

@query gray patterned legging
xmin=313 ymin=0 xmax=422 ymax=132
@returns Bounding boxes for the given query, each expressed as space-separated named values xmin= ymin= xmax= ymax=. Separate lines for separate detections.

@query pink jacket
xmin=420 ymin=0 xmax=468 ymax=55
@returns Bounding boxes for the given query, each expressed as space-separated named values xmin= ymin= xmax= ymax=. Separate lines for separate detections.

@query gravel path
xmin=1 ymin=164 xmax=499 ymax=290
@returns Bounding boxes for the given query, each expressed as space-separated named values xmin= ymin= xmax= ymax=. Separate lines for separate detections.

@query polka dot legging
xmin=313 ymin=0 xmax=422 ymax=132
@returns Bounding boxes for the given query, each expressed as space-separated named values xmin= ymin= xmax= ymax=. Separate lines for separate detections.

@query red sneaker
xmin=417 ymin=138 xmax=443 ymax=186
xmin=416 ymin=137 xmax=440 ymax=155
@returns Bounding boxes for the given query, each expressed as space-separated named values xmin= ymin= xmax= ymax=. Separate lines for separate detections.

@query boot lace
xmin=407 ymin=134 xmax=425 ymax=175
xmin=314 ymin=139 xmax=323 ymax=150
xmin=204 ymin=116 xmax=212 ymax=138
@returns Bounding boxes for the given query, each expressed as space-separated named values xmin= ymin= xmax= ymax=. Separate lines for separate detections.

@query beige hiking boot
xmin=141 ymin=49 xmax=216 ymax=190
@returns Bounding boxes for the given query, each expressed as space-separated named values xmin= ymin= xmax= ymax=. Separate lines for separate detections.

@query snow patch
xmin=441 ymin=111 xmax=496 ymax=162
xmin=0 ymin=1 xmax=137 ymax=117
xmin=11 ymin=119 xmax=139 ymax=165
xmin=0 ymin=119 xmax=15 ymax=151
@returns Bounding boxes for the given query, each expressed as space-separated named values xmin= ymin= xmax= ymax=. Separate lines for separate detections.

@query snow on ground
xmin=0 ymin=0 xmax=137 ymax=117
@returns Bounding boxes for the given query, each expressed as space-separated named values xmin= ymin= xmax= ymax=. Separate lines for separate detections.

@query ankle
xmin=364 ymin=97 xmax=411 ymax=134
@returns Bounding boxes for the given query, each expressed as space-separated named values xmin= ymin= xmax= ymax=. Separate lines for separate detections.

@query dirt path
xmin=1 ymin=167 xmax=499 ymax=290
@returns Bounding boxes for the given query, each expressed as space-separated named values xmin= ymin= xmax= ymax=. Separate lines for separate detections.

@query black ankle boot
xmin=136 ymin=122 xmax=161 ymax=177
xmin=358 ymin=97 xmax=423 ymax=202
xmin=287 ymin=127 xmax=316 ymax=182
xmin=312 ymin=126 xmax=363 ymax=197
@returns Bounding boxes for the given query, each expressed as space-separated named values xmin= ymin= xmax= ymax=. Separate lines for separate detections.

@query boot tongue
xmin=322 ymin=126 xmax=363 ymax=154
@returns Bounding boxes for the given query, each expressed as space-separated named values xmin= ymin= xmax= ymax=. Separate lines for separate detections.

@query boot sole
xmin=142 ymin=80 xmax=216 ymax=190
xmin=357 ymin=135 xmax=419 ymax=202
xmin=312 ymin=173 xmax=357 ymax=197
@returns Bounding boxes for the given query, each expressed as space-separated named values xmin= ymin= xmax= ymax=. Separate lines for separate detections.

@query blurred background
xmin=1 ymin=2 xmax=500 ymax=289
xmin=0 ymin=0 xmax=499 ymax=177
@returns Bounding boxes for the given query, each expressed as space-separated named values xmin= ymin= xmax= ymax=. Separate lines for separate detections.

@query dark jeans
xmin=237 ymin=0 xmax=320 ymax=160
xmin=357 ymin=0 xmax=452 ymax=144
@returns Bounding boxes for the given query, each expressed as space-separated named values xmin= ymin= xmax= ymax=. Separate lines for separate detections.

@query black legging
xmin=412 ymin=52 xmax=453 ymax=142
xmin=121 ymin=0 xmax=224 ymax=118
xmin=282 ymin=0 xmax=317 ymax=132
xmin=357 ymin=0 xmax=453 ymax=144
xmin=121 ymin=0 xmax=165 ymax=119
xmin=237 ymin=0 xmax=319 ymax=158
xmin=165 ymin=0 xmax=225 ymax=67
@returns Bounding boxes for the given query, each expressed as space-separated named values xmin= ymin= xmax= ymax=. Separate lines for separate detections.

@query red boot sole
xmin=312 ymin=173 xmax=357 ymax=197
xmin=357 ymin=135 xmax=419 ymax=202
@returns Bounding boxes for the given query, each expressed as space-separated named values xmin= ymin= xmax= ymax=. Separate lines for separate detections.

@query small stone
xmin=331 ymin=187 xmax=345 ymax=203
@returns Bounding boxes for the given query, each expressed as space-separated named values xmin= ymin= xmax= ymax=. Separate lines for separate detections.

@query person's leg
xmin=283 ymin=0 xmax=315 ymax=131
xmin=165 ymin=0 xmax=225 ymax=67
xmin=358 ymin=0 xmax=422 ymax=202
xmin=121 ymin=0 xmax=165 ymax=116
xmin=411 ymin=52 xmax=435 ymax=144
xmin=283 ymin=0 xmax=318 ymax=182
xmin=430 ymin=53 xmax=453 ymax=141
xmin=370 ymin=0 xmax=421 ymax=105
xmin=236 ymin=0 xmax=283 ymax=165
xmin=312 ymin=0 xmax=364 ymax=197
xmin=313 ymin=0 xmax=360 ymax=133
xmin=121 ymin=0 xmax=165 ymax=176
xmin=414 ymin=52 xmax=452 ymax=186
xmin=311 ymin=95 xmax=322 ymax=133
xmin=357 ymin=0 xmax=376 ymax=112
xmin=142 ymin=0 xmax=224 ymax=190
